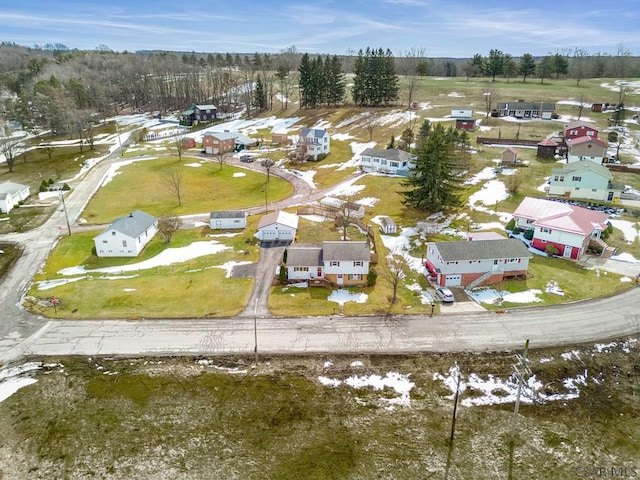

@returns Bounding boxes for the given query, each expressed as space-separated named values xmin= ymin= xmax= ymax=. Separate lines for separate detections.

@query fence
xmin=476 ymin=137 xmax=540 ymax=147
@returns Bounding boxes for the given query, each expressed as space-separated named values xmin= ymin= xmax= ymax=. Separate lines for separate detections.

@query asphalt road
xmin=1 ymin=135 xmax=640 ymax=365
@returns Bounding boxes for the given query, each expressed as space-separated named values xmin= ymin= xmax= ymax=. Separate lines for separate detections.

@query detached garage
xmin=256 ymin=211 xmax=298 ymax=242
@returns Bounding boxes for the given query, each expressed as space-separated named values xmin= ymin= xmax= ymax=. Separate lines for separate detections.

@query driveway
xmin=238 ymin=243 xmax=287 ymax=318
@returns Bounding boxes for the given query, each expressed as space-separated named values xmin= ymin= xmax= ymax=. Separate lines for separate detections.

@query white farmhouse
xmin=0 ymin=181 xmax=30 ymax=213
xmin=298 ymin=128 xmax=330 ymax=160
xmin=94 ymin=210 xmax=158 ymax=257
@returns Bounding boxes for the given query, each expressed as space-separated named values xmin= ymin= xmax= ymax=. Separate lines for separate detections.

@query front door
xmin=563 ymin=245 xmax=573 ymax=258
xmin=337 ymin=274 xmax=343 ymax=285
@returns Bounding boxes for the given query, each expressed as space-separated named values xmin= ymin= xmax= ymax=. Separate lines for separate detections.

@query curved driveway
xmin=1 ymin=140 xmax=639 ymax=364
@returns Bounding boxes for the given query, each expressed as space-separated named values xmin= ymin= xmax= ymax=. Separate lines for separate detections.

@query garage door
xmin=445 ymin=275 xmax=462 ymax=286
xmin=260 ymin=229 xmax=278 ymax=240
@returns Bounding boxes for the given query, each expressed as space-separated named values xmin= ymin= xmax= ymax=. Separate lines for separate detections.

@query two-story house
xmin=202 ymin=132 xmax=237 ymax=154
xmin=286 ymin=241 xmax=370 ymax=287
xmin=546 ymin=161 xmax=623 ymax=202
xmin=565 ymin=136 xmax=609 ymax=164
xmin=181 ymin=104 xmax=217 ymax=126
xmin=94 ymin=210 xmax=158 ymax=257
xmin=297 ymin=128 xmax=330 ymax=160
xmin=512 ymin=197 xmax=609 ymax=259
xmin=426 ymin=239 xmax=532 ymax=288
xmin=564 ymin=121 xmax=599 ymax=140
xmin=359 ymin=148 xmax=416 ymax=176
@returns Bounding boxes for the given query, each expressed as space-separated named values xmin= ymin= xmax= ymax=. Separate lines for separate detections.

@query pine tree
xmin=401 ymin=122 xmax=463 ymax=212
xmin=352 ymin=49 xmax=367 ymax=106
xmin=518 ymin=53 xmax=536 ymax=83
xmin=298 ymin=53 xmax=313 ymax=108
xmin=485 ymin=49 xmax=505 ymax=81
xmin=351 ymin=47 xmax=398 ymax=107
xmin=254 ymin=75 xmax=267 ymax=110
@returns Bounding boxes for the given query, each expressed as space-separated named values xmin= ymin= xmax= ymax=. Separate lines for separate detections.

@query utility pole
xmin=253 ymin=298 xmax=259 ymax=365
xmin=59 ymin=190 xmax=72 ymax=236
xmin=444 ymin=363 xmax=462 ymax=480
xmin=511 ymin=339 xmax=531 ymax=441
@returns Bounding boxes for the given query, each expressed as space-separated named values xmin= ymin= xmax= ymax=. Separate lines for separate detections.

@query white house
xmin=0 ymin=181 xmax=30 ymax=213
xmin=256 ymin=211 xmax=298 ymax=242
xmin=546 ymin=161 xmax=623 ymax=202
xmin=426 ymin=239 xmax=532 ymax=287
xmin=209 ymin=210 xmax=247 ymax=230
xmin=566 ymin=136 xmax=608 ymax=164
xmin=359 ymin=148 xmax=416 ymax=176
xmin=512 ymin=197 xmax=609 ymax=260
xmin=298 ymin=128 xmax=330 ymax=160
xmin=94 ymin=210 xmax=158 ymax=257
xmin=286 ymin=241 xmax=370 ymax=287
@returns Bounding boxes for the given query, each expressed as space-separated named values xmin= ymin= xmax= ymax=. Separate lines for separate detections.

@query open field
xmin=2 ymin=342 xmax=639 ymax=480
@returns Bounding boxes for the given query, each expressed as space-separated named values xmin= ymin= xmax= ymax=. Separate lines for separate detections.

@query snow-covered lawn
xmin=318 ymin=371 xmax=414 ymax=407
xmin=327 ymin=289 xmax=368 ymax=305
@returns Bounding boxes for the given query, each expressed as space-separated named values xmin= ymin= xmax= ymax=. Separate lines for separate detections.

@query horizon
xmin=1 ymin=0 xmax=640 ymax=58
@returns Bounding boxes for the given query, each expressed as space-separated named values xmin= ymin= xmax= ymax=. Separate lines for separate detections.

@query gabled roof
xmin=537 ymin=139 xmax=559 ymax=147
xmin=503 ymin=147 xmax=518 ymax=156
xmin=300 ymin=128 xmax=327 ymax=138
xmin=99 ymin=210 xmax=157 ymax=239
xmin=203 ymin=131 xmax=237 ymax=141
xmin=551 ymin=161 xmax=612 ymax=179
xmin=286 ymin=243 xmax=323 ymax=267
xmin=234 ymin=134 xmax=257 ymax=145
xmin=322 ymin=241 xmax=369 ymax=262
xmin=0 ymin=181 xmax=29 ymax=198
xmin=497 ymin=101 xmax=556 ymax=110
xmin=566 ymin=136 xmax=608 ymax=148
xmin=564 ymin=121 xmax=598 ymax=133
xmin=513 ymin=197 xmax=609 ymax=236
xmin=360 ymin=148 xmax=416 ymax=162
xmin=257 ymin=211 xmax=299 ymax=230
xmin=194 ymin=104 xmax=217 ymax=110
xmin=210 ymin=210 xmax=246 ymax=219
xmin=433 ymin=239 xmax=532 ymax=262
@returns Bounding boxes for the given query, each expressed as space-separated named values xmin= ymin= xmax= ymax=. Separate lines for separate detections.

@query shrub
xmin=278 ymin=263 xmax=287 ymax=284
xmin=62 ymin=183 xmax=71 ymax=191
xmin=523 ymin=229 xmax=534 ymax=241
xmin=545 ymin=244 xmax=559 ymax=256
xmin=505 ymin=218 xmax=516 ymax=231
xmin=367 ymin=268 xmax=378 ymax=287
xmin=513 ymin=227 xmax=521 ymax=235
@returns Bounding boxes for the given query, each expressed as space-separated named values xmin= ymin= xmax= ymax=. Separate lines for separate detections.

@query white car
xmin=435 ymin=287 xmax=455 ymax=303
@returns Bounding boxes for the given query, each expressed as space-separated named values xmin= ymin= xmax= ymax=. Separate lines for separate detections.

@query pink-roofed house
xmin=566 ymin=136 xmax=609 ymax=164
xmin=512 ymin=197 xmax=610 ymax=259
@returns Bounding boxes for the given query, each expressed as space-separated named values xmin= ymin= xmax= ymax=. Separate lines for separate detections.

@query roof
xmin=210 ymin=210 xmax=246 ymax=219
xmin=322 ymin=241 xmax=369 ymax=262
xmin=537 ymin=139 xmax=559 ymax=147
xmin=380 ymin=216 xmax=396 ymax=228
xmin=300 ymin=128 xmax=327 ymax=138
xmin=234 ymin=134 xmax=257 ymax=145
xmin=498 ymin=101 xmax=556 ymax=110
xmin=567 ymin=136 xmax=608 ymax=148
xmin=203 ymin=131 xmax=237 ymax=141
xmin=194 ymin=104 xmax=217 ymax=110
xmin=503 ymin=147 xmax=518 ymax=156
xmin=257 ymin=211 xmax=299 ymax=230
xmin=513 ymin=197 xmax=609 ymax=236
xmin=551 ymin=161 xmax=612 ymax=179
xmin=564 ymin=121 xmax=598 ymax=132
xmin=360 ymin=148 xmax=416 ymax=162
xmin=433 ymin=239 xmax=532 ymax=262
xmin=0 ymin=181 xmax=29 ymax=198
xmin=286 ymin=243 xmax=323 ymax=267
xmin=468 ymin=231 xmax=506 ymax=241
xmin=101 ymin=210 xmax=157 ymax=238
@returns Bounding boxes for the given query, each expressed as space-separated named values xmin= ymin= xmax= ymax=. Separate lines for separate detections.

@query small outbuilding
xmin=94 ymin=210 xmax=158 ymax=257
xmin=210 ymin=211 xmax=247 ymax=230
xmin=536 ymin=139 xmax=559 ymax=158
xmin=256 ymin=211 xmax=299 ymax=242
xmin=379 ymin=216 xmax=397 ymax=234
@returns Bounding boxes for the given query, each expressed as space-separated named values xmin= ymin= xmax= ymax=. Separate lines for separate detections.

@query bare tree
xmin=576 ymin=94 xmax=588 ymax=120
xmin=0 ymin=125 xmax=23 ymax=173
xmin=261 ymin=158 xmax=275 ymax=183
xmin=157 ymin=214 xmax=182 ymax=243
xmin=363 ymin=112 xmax=379 ymax=141
xmin=482 ymin=87 xmax=499 ymax=119
xmin=387 ymin=255 xmax=405 ymax=305
xmin=164 ymin=165 xmax=184 ymax=206
xmin=505 ymin=171 xmax=523 ymax=194
xmin=173 ymin=134 xmax=186 ymax=162
xmin=215 ymin=151 xmax=227 ymax=171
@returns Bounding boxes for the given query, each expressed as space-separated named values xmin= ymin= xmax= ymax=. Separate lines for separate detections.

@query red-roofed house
xmin=566 ymin=136 xmax=608 ymax=164
xmin=564 ymin=121 xmax=599 ymax=140
xmin=512 ymin=197 xmax=610 ymax=259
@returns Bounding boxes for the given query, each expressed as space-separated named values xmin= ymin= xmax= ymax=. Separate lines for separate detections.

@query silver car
xmin=435 ymin=287 xmax=455 ymax=303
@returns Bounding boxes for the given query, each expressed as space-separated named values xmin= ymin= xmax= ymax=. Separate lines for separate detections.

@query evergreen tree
xmin=537 ymin=56 xmax=554 ymax=84
xmin=325 ymin=55 xmax=345 ymax=106
xmin=352 ymin=49 xmax=367 ymax=106
xmin=485 ymin=49 xmax=505 ymax=81
xmin=518 ymin=53 xmax=537 ymax=83
xmin=298 ymin=53 xmax=314 ymax=108
xmin=254 ymin=75 xmax=267 ymax=110
xmin=502 ymin=54 xmax=517 ymax=82
xmin=401 ymin=121 xmax=463 ymax=212
xmin=551 ymin=53 xmax=569 ymax=79
xmin=351 ymin=47 xmax=398 ymax=106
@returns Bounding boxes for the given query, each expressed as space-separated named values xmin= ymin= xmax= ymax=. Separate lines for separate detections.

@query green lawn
xmin=27 ymin=226 xmax=260 ymax=319
xmin=81 ymin=156 xmax=294 ymax=223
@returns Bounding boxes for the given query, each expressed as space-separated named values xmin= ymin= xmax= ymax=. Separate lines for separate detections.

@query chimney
xmin=129 ymin=212 xmax=133 ymax=217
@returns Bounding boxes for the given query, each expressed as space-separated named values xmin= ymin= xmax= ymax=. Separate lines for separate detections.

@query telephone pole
xmin=511 ymin=339 xmax=531 ymax=441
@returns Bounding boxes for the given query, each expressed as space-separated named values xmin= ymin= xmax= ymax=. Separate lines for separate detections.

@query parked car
xmin=435 ymin=287 xmax=455 ymax=303
xmin=239 ymin=155 xmax=254 ymax=163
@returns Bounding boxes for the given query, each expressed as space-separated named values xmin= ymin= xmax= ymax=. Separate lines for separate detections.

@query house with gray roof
xmin=297 ymin=128 xmax=330 ymax=160
xmin=286 ymin=241 xmax=370 ymax=287
xmin=497 ymin=101 xmax=556 ymax=119
xmin=425 ymin=239 xmax=532 ymax=287
xmin=359 ymin=148 xmax=416 ymax=176
xmin=181 ymin=104 xmax=217 ymax=126
xmin=94 ymin=210 xmax=158 ymax=257
xmin=0 ymin=181 xmax=30 ymax=213
xmin=210 ymin=210 xmax=247 ymax=230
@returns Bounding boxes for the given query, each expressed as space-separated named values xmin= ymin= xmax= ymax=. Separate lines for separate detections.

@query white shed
xmin=209 ymin=210 xmax=247 ymax=229
xmin=379 ymin=216 xmax=397 ymax=234
xmin=451 ymin=107 xmax=473 ymax=118
xmin=256 ymin=211 xmax=298 ymax=242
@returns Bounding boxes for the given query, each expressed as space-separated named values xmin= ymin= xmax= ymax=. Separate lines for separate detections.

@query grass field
xmin=3 ymin=344 xmax=639 ymax=479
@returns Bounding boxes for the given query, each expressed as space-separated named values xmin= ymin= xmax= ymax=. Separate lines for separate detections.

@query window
xmin=354 ymin=261 xmax=364 ymax=267
xmin=122 ymin=240 xmax=127 ymax=247
xmin=348 ymin=274 xmax=362 ymax=281
xmin=559 ymin=176 xmax=564 ymax=182
xmin=554 ymin=176 xmax=559 ymax=182
xmin=293 ymin=267 xmax=309 ymax=272
xmin=112 ymin=231 xmax=116 ymax=236
xmin=380 ymin=159 xmax=388 ymax=165
xmin=507 ymin=258 xmax=519 ymax=263
xmin=541 ymin=227 xmax=552 ymax=233
xmin=526 ymin=219 xmax=534 ymax=224
xmin=330 ymin=261 xmax=340 ymax=267
xmin=572 ymin=176 xmax=582 ymax=181
xmin=469 ymin=260 xmax=481 ymax=264
xmin=102 ymin=240 xmax=107 ymax=244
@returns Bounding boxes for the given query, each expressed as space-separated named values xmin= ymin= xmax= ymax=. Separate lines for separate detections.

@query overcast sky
xmin=2 ymin=0 xmax=639 ymax=57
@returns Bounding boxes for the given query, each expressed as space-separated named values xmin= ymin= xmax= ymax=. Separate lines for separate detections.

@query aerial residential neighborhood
xmin=0 ymin=2 xmax=640 ymax=477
